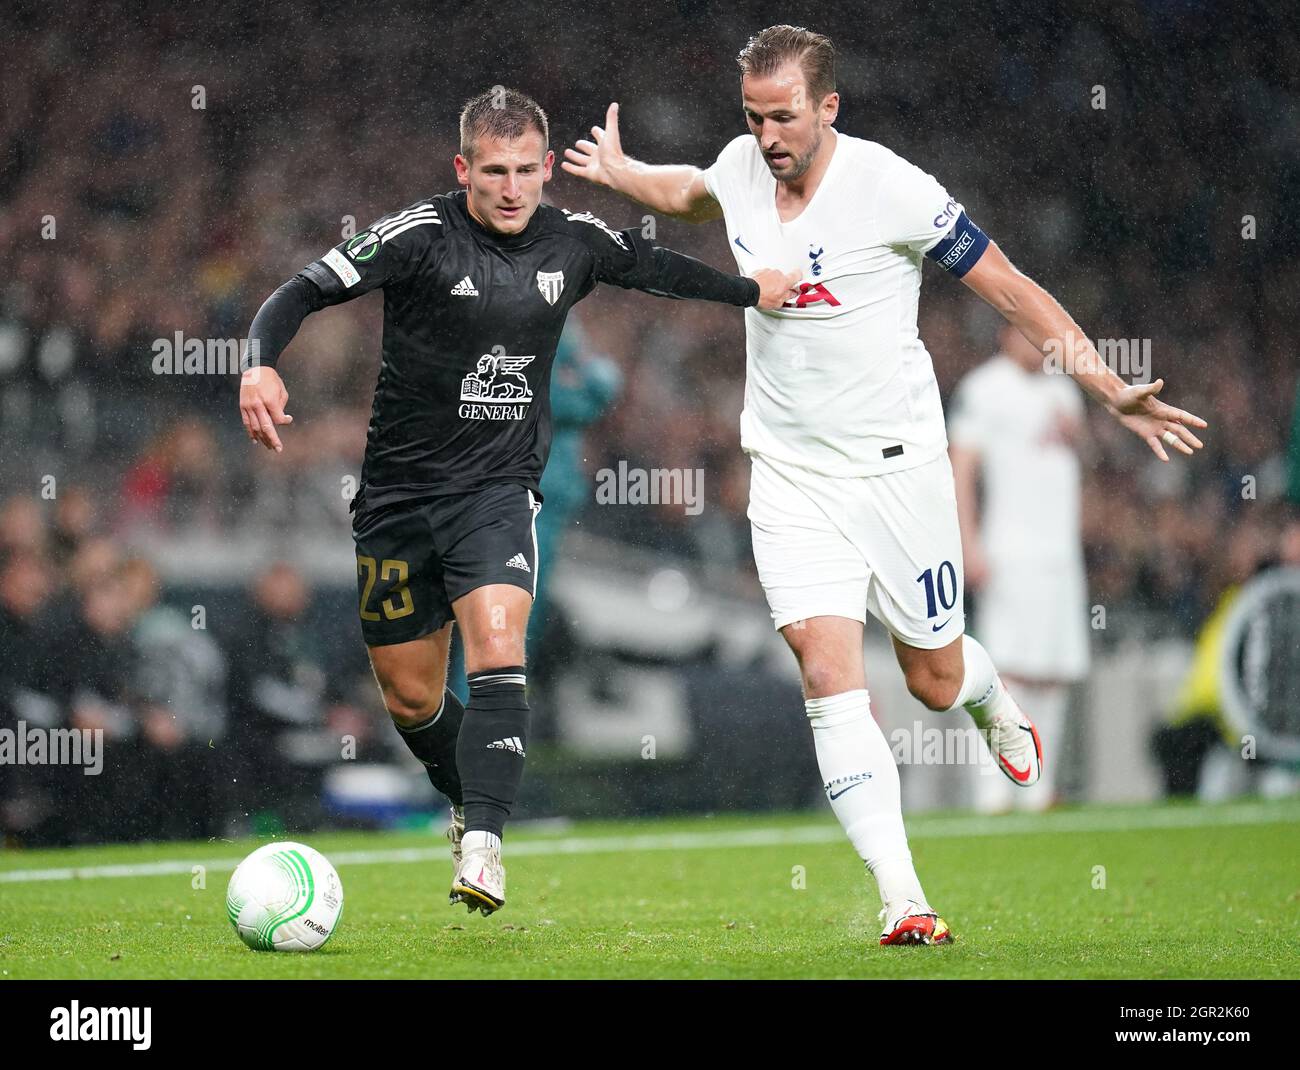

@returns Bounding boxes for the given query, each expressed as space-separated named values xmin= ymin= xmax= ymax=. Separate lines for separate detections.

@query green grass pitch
xmin=2 ymin=800 xmax=1298 ymax=979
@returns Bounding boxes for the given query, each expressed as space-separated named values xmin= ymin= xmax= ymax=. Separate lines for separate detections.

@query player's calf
xmin=369 ymin=626 xmax=466 ymax=807
xmin=387 ymin=687 xmax=466 ymax=806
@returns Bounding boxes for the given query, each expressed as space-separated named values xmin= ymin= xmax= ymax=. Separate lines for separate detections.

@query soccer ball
xmin=225 ymin=841 xmax=344 ymax=952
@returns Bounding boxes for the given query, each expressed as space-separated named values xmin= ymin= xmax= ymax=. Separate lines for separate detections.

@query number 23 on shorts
xmin=357 ymin=555 xmax=414 ymax=621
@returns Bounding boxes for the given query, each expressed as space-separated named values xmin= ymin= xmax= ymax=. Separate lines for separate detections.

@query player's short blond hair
xmin=459 ymin=88 xmax=549 ymax=161
xmin=736 ymin=25 xmax=836 ymax=104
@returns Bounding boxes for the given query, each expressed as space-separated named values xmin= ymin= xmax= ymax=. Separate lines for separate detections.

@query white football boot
xmin=979 ymin=692 xmax=1044 ymax=788
xmin=450 ymin=842 xmax=506 ymax=915
xmin=878 ymin=899 xmax=953 ymax=946
xmin=446 ymin=805 xmax=465 ymax=874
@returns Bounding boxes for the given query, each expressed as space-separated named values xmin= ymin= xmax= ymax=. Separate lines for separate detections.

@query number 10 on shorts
xmin=916 ymin=561 xmax=958 ymax=620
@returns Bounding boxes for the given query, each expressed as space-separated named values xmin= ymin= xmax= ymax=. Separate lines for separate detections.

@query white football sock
xmin=805 ymin=689 xmax=928 ymax=909
xmin=461 ymin=831 xmax=501 ymax=854
xmin=946 ymin=634 xmax=1017 ymax=728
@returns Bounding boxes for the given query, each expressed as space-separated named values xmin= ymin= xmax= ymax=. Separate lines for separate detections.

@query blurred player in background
xmin=239 ymin=88 xmax=797 ymax=916
xmin=949 ymin=323 xmax=1090 ymax=813
xmin=566 ymin=24 xmax=1207 ymax=945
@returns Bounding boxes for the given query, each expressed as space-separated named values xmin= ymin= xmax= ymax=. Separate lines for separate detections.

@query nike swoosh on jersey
xmin=734 ymin=235 xmax=754 ymax=255
xmin=932 ymin=617 xmax=953 ymax=632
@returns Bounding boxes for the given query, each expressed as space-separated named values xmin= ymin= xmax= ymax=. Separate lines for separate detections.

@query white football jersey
xmin=947 ymin=354 xmax=1086 ymax=567
xmin=704 ymin=129 xmax=966 ymax=476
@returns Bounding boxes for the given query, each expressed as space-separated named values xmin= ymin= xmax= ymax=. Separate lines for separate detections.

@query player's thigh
xmin=440 ymin=484 xmax=540 ymax=671
xmin=352 ymin=499 xmax=450 ymax=647
xmin=780 ymin=615 xmax=867 ymax=698
xmin=367 ymin=624 xmax=454 ymax=721
xmin=748 ymin=453 xmax=871 ymax=632
xmin=854 ymin=454 xmax=966 ymax=650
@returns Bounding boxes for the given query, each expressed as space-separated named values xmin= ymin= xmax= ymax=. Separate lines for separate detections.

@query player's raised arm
xmin=561 ymin=206 xmax=797 ymax=309
xmin=957 ymin=242 xmax=1207 ymax=462
xmin=562 ymin=103 xmax=722 ymax=223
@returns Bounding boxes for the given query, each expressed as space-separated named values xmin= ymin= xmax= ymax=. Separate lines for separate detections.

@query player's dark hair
xmin=459 ymin=88 xmax=549 ymax=161
xmin=736 ymin=25 xmax=836 ymax=104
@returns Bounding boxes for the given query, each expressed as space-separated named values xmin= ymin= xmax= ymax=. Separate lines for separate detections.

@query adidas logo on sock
xmin=505 ymin=553 xmax=530 ymax=572
xmin=450 ymin=276 xmax=479 ymax=296
xmin=486 ymin=736 xmax=526 ymax=756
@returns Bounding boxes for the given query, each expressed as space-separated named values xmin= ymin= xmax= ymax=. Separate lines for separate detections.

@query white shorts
xmin=747 ymin=450 xmax=965 ymax=649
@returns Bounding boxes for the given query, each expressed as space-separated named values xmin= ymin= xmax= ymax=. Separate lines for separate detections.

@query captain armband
xmin=924 ymin=211 xmax=990 ymax=278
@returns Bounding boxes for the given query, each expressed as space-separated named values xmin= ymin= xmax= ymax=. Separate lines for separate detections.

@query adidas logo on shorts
xmin=450 ymin=276 xmax=479 ymax=296
xmin=505 ymin=553 xmax=530 ymax=572
xmin=486 ymin=736 xmax=526 ymax=756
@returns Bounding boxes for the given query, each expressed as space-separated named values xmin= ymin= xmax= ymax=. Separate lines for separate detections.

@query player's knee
xmin=904 ymin=665 xmax=960 ymax=711
xmin=796 ymin=653 xmax=853 ymax=699
xmin=381 ymin=677 xmax=443 ymax=726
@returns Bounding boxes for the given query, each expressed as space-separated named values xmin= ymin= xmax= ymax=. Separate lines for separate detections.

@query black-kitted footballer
xmin=238 ymin=88 xmax=798 ymax=916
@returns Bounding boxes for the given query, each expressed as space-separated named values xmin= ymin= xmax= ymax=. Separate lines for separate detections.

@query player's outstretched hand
xmin=240 ymin=365 xmax=293 ymax=453
xmin=562 ymin=102 xmax=625 ymax=188
xmin=1109 ymin=378 xmax=1207 ymax=462
xmin=752 ymin=269 xmax=802 ymax=310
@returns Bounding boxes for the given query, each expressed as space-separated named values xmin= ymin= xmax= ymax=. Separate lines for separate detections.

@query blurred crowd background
xmin=1 ymin=0 xmax=1298 ymax=844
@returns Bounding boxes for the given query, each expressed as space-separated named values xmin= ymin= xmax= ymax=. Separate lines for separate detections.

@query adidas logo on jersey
xmin=505 ymin=553 xmax=531 ymax=572
xmin=450 ymin=276 xmax=479 ymax=296
xmin=486 ymin=736 xmax=526 ymax=756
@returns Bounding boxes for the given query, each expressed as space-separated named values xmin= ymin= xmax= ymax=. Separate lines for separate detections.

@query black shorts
xmin=351 ymin=483 xmax=541 ymax=647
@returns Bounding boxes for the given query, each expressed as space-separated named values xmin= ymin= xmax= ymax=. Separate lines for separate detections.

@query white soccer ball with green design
xmin=225 ymin=842 xmax=343 ymax=952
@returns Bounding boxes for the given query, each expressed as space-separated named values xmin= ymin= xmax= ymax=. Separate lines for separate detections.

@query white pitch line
xmin=0 ymin=802 xmax=1296 ymax=885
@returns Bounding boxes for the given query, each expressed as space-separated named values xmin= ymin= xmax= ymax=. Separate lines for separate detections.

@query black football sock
xmin=393 ymin=688 xmax=465 ymax=807
xmin=456 ymin=667 xmax=529 ymax=838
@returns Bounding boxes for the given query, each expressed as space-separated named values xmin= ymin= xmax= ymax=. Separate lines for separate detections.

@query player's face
xmin=455 ymin=131 xmax=554 ymax=235
xmin=741 ymin=63 xmax=839 ymax=183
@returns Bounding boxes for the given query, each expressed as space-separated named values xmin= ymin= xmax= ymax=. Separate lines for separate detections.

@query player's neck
xmin=776 ymin=127 xmax=838 ymax=207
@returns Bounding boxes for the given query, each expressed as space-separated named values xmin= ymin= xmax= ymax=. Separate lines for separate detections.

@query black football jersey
xmin=296 ymin=190 xmax=755 ymax=508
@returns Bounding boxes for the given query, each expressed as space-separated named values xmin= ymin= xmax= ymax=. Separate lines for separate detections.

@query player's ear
xmin=542 ymin=149 xmax=555 ymax=182
xmin=821 ymin=91 xmax=840 ymax=126
xmin=454 ymin=153 xmax=471 ymax=188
